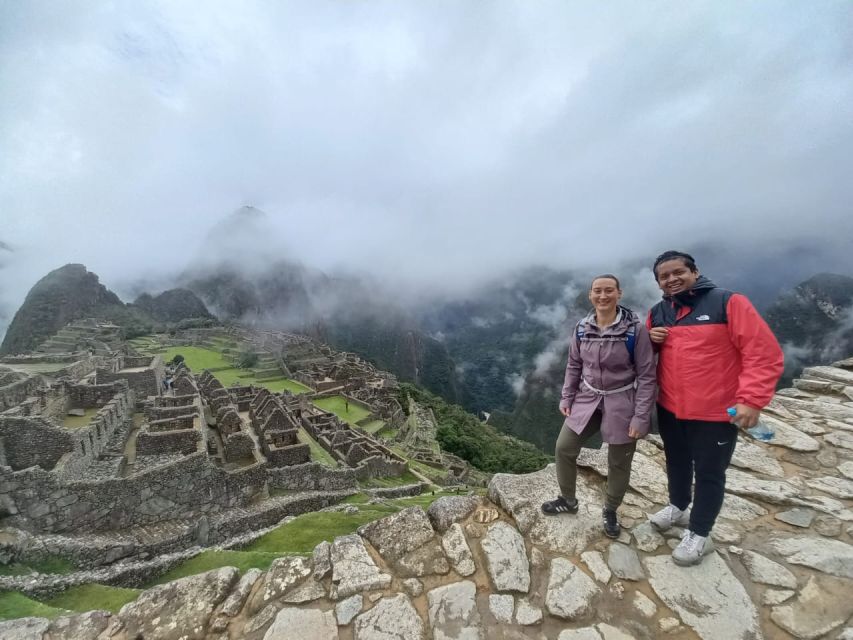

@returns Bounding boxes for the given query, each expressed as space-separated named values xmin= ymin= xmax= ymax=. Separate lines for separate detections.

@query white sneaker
xmin=672 ymin=530 xmax=715 ymax=566
xmin=649 ymin=504 xmax=690 ymax=532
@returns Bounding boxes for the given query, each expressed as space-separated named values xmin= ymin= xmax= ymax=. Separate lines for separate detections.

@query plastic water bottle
xmin=727 ymin=407 xmax=774 ymax=441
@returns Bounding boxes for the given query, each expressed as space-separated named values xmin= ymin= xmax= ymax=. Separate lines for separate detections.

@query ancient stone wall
xmin=55 ymin=356 xmax=104 ymax=381
xmin=55 ymin=386 xmax=135 ymax=480
xmin=96 ymin=356 xmax=163 ymax=404
xmin=0 ymin=417 xmax=73 ymax=471
xmin=136 ymin=430 xmax=200 ymax=456
xmin=266 ymin=462 xmax=359 ymax=492
xmin=0 ymin=453 xmax=266 ymax=533
xmin=223 ymin=432 xmax=255 ymax=463
xmin=146 ymin=405 xmax=195 ymax=421
xmin=0 ymin=374 xmax=44 ymax=412
xmin=68 ymin=382 xmax=125 ymax=409
xmin=148 ymin=415 xmax=195 ymax=432
xmin=265 ymin=442 xmax=310 ymax=467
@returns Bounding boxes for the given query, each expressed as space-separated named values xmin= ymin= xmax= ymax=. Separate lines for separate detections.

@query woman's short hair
xmin=590 ymin=274 xmax=621 ymax=290
xmin=652 ymin=250 xmax=698 ymax=276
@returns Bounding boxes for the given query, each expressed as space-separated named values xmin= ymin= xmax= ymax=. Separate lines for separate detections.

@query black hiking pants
xmin=657 ymin=404 xmax=738 ymax=537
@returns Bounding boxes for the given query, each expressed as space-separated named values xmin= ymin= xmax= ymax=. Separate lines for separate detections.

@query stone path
xmin=3 ymin=361 xmax=853 ymax=639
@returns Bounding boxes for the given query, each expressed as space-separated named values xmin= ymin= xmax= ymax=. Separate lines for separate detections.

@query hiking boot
xmin=602 ymin=507 xmax=620 ymax=538
xmin=541 ymin=496 xmax=578 ymax=515
xmin=672 ymin=530 xmax=715 ymax=566
xmin=649 ymin=504 xmax=690 ymax=532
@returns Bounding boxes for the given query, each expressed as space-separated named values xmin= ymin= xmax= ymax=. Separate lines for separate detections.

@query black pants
xmin=657 ymin=404 xmax=738 ymax=537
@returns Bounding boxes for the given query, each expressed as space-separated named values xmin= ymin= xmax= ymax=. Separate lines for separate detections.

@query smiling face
xmin=655 ymin=258 xmax=700 ymax=296
xmin=589 ymin=277 xmax=622 ymax=315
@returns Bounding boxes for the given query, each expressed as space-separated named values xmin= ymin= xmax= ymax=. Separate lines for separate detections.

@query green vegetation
xmin=0 ymin=591 xmax=66 ymax=621
xmin=155 ymin=344 xmax=310 ymax=394
xmin=313 ymin=396 xmax=371 ymax=424
xmin=0 ymin=556 xmax=75 ymax=577
xmin=138 ymin=490 xmax=465 ymax=585
xmin=62 ymin=408 xmax=98 ymax=430
xmin=377 ymin=426 xmax=398 ymax=440
xmin=150 ymin=550 xmax=280 ymax=586
xmin=396 ymin=383 xmax=551 ymax=474
xmin=359 ymin=419 xmax=386 ymax=434
xmin=159 ymin=346 xmax=232 ymax=371
xmin=297 ymin=428 xmax=338 ymax=467
xmin=44 ymin=584 xmax=140 ymax=614
xmin=358 ymin=469 xmax=422 ymax=488
xmin=236 ymin=349 xmax=260 ymax=368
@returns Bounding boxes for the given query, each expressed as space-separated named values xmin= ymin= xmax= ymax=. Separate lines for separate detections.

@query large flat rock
xmin=545 ymin=557 xmax=600 ymax=620
xmin=752 ymin=415 xmax=820 ymax=452
xmin=359 ymin=506 xmax=449 ymax=578
xmin=802 ymin=366 xmax=853 ymax=386
xmin=354 ymin=593 xmax=425 ymax=640
xmin=577 ymin=448 xmax=668 ymax=503
xmin=249 ymin=556 xmax=312 ymax=612
xmin=488 ymin=465 xmax=603 ymax=555
xmin=480 ymin=521 xmax=530 ymax=593
xmin=771 ymin=575 xmax=853 ymax=640
xmin=330 ymin=534 xmax=392 ymax=600
xmin=644 ymin=554 xmax=762 ymax=640
xmin=730 ymin=440 xmax=785 ymax=477
xmin=427 ymin=496 xmax=480 ymax=533
xmin=427 ymin=580 xmax=483 ymax=640
xmin=262 ymin=608 xmax=338 ymax=640
xmin=118 ymin=566 xmax=238 ymax=640
xmin=770 ymin=535 xmax=853 ymax=579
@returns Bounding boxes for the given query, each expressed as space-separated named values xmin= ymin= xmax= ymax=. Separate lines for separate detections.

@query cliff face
xmin=132 ymin=288 xmax=214 ymax=323
xmin=765 ymin=273 xmax=853 ymax=382
xmin=0 ymin=265 xmax=219 ymax=355
xmin=4 ymin=358 xmax=852 ymax=640
xmin=0 ymin=264 xmax=123 ymax=355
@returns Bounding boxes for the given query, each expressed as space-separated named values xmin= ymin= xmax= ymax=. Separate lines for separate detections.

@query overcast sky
xmin=2 ymin=1 xmax=852 ymax=314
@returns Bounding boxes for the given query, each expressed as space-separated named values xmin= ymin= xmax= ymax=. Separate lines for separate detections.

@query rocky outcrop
xmin=5 ymin=361 xmax=853 ymax=640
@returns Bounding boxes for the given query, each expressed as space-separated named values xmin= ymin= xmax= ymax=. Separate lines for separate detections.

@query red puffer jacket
xmin=647 ymin=277 xmax=784 ymax=422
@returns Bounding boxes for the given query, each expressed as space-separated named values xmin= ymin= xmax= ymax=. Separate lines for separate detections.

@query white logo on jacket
xmin=696 ymin=315 xmax=710 ymax=321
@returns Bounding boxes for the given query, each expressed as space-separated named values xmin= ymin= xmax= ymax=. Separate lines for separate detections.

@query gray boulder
xmin=427 ymin=495 xmax=480 ymax=533
xmin=118 ymin=566 xmax=239 ymax=640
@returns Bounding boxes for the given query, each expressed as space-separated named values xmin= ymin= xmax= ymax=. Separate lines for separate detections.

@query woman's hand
xmin=628 ymin=426 xmax=644 ymax=439
xmin=649 ymin=327 xmax=669 ymax=344
xmin=560 ymin=406 xmax=571 ymax=417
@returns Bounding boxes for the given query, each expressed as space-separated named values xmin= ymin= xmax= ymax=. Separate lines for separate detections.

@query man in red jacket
xmin=646 ymin=250 xmax=784 ymax=566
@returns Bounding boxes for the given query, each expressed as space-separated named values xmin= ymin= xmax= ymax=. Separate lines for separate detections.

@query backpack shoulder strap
xmin=625 ymin=320 xmax=637 ymax=364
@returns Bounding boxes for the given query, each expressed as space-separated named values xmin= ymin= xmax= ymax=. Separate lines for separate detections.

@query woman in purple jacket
xmin=541 ymin=274 xmax=656 ymax=538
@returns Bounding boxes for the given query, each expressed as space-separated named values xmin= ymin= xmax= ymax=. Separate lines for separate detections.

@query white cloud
xmin=1 ymin=0 xmax=852 ymax=319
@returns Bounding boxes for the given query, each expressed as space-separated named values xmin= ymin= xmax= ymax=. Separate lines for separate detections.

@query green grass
xmin=377 ymin=427 xmax=398 ymax=440
xmin=149 ymin=550 xmax=281 ymax=586
xmin=212 ymin=367 xmax=251 ymax=386
xmin=159 ymin=346 xmax=233 ymax=371
xmin=0 ymin=557 xmax=76 ymax=577
xmin=359 ymin=470 xmax=423 ymax=488
xmin=245 ymin=507 xmax=397 ymax=555
xmin=268 ymin=379 xmax=311 ymax=394
xmin=297 ymin=428 xmax=338 ymax=467
xmin=0 ymin=592 xmax=66 ymax=621
xmin=313 ymin=396 xmax=371 ymax=425
xmin=146 ymin=490 xmax=468 ymax=584
xmin=62 ymin=408 xmax=99 ymax=430
xmin=209 ymin=368 xmax=310 ymax=394
xmin=359 ymin=419 xmax=386 ymax=434
xmin=44 ymin=584 xmax=140 ymax=614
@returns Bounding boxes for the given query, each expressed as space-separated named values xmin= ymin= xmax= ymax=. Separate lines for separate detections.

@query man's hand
xmin=649 ymin=327 xmax=669 ymax=344
xmin=560 ymin=406 xmax=571 ymax=417
xmin=729 ymin=403 xmax=760 ymax=429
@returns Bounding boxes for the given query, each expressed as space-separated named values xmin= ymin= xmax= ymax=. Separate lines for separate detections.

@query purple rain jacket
xmin=559 ymin=306 xmax=657 ymax=444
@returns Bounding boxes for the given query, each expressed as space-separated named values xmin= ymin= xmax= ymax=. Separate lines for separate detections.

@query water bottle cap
xmin=726 ymin=407 xmax=737 ymax=416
